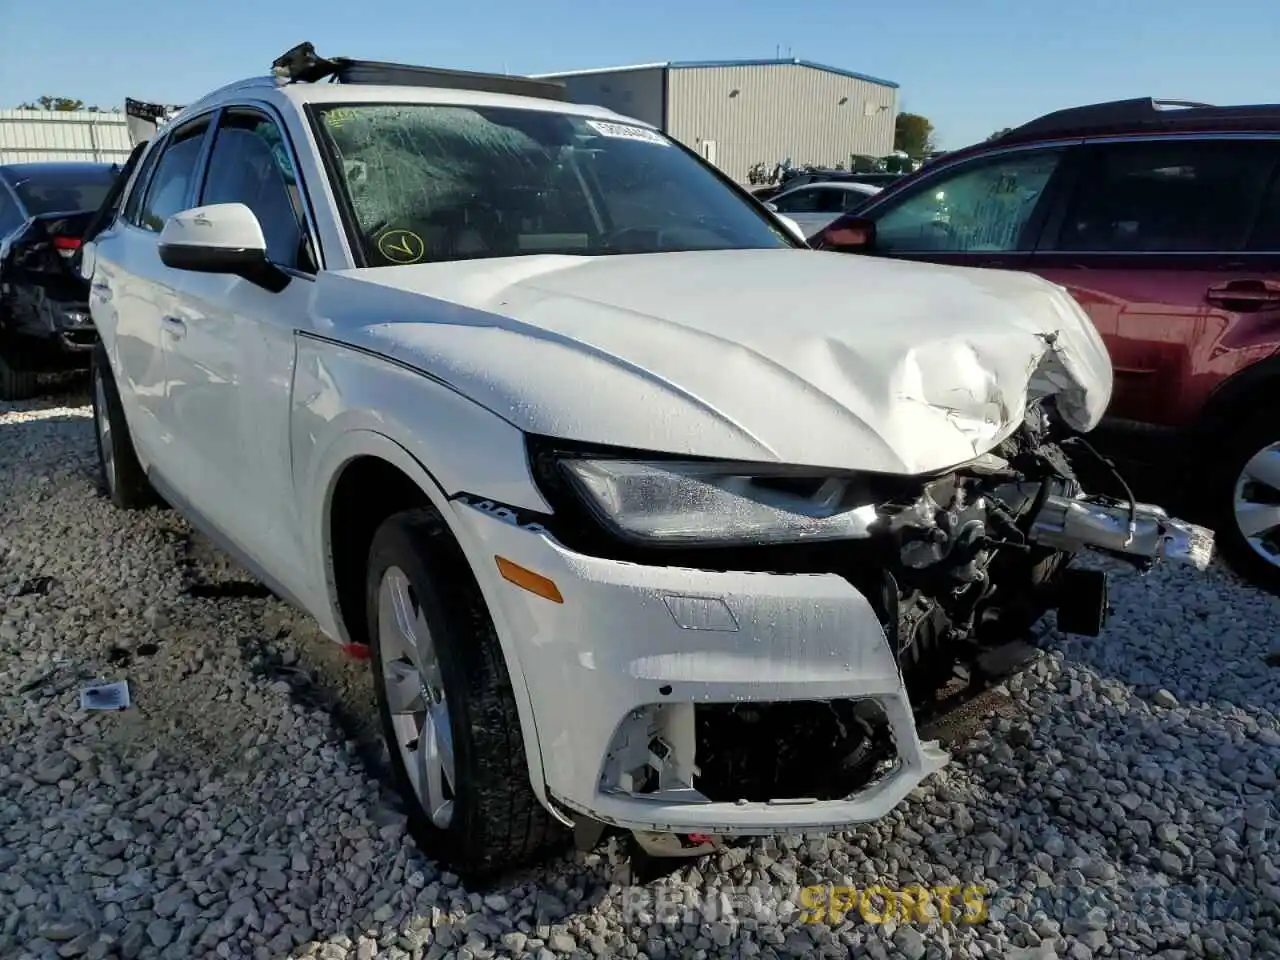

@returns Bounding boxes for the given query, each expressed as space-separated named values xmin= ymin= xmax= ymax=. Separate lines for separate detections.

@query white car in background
xmin=767 ymin=180 xmax=882 ymax=238
xmin=80 ymin=42 xmax=1212 ymax=878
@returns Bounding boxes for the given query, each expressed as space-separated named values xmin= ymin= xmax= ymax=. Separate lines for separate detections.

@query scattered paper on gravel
xmin=80 ymin=681 xmax=131 ymax=711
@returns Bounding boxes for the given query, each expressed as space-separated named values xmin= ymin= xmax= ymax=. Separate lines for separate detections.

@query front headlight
xmin=558 ymin=458 xmax=882 ymax=547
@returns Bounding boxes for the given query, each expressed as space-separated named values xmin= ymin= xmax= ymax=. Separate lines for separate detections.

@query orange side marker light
xmin=495 ymin=556 xmax=564 ymax=604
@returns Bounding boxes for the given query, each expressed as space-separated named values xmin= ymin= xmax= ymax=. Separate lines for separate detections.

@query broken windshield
xmin=311 ymin=103 xmax=793 ymax=265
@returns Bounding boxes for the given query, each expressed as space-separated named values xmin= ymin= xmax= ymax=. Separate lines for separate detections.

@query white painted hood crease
xmin=314 ymin=249 xmax=1114 ymax=476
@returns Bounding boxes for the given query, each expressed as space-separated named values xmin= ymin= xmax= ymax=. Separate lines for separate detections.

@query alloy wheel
xmin=1232 ymin=440 xmax=1280 ymax=568
xmin=377 ymin=566 xmax=456 ymax=828
xmin=94 ymin=371 xmax=116 ymax=497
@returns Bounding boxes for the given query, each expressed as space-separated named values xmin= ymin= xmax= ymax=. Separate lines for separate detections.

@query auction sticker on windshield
xmin=585 ymin=119 xmax=670 ymax=146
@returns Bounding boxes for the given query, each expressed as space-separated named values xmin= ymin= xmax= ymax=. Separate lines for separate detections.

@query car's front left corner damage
xmin=485 ymin=371 xmax=1214 ymax=841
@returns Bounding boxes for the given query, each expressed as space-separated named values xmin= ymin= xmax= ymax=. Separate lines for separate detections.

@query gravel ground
xmin=2 ymin=389 xmax=1279 ymax=960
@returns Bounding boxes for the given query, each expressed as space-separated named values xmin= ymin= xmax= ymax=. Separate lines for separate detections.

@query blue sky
xmin=1 ymin=0 xmax=1273 ymax=148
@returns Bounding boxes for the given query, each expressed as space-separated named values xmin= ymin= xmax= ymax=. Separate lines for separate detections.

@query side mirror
xmin=763 ymin=201 xmax=779 ymax=212
xmin=812 ymin=214 xmax=876 ymax=253
xmin=158 ymin=203 xmax=288 ymax=292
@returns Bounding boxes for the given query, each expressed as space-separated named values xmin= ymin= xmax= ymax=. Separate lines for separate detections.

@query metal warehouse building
xmin=532 ymin=58 xmax=899 ymax=183
xmin=0 ymin=109 xmax=133 ymax=164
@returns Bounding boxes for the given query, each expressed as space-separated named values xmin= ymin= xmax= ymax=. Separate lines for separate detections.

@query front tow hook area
xmin=1053 ymin=566 xmax=1110 ymax=637
xmin=1029 ymin=494 xmax=1215 ymax=571
xmin=630 ymin=830 xmax=723 ymax=858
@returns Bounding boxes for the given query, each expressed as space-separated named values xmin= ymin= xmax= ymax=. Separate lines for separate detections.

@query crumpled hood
xmin=311 ymin=249 xmax=1112 ymax=475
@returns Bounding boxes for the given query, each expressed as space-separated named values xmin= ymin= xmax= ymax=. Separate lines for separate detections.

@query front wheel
xmin=1209 ymin=407 xmax=1280 ymax=594
xmin=91 ymin=345 xmax=159 ymax=509
xmin=365 ymin=508 xmax=566 ymax=879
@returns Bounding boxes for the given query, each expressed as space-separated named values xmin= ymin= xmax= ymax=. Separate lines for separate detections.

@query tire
xmin=0 ymin=349 xmax=40 ymax=401
xmin=365 ymin=508 xmax=566 ymax=880
xmin=91 ymin=344 xmax=160 ymax=510
xmin=1207 ymin=406 xmax=1280 ymax=594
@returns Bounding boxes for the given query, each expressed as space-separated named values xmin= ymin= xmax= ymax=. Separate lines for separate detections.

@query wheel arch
xmin=1196 ymin=354 xmax=1280 ymax=440
xmin=313 ymin=428 xmax=560 ymax=818
xmin=1176 ymin=355 xmax=1280 ymax=593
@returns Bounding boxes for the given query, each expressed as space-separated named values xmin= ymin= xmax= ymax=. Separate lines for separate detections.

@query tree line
xmin=14 ymin=96 xmax=116 ymax=112
xmin=894 ymin=113 xmax=935 ymax=158
xmin=895 ymin=115 xmax=1023 ymax=157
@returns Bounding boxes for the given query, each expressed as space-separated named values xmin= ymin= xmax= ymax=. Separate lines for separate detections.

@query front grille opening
xmin=694 ymin=698 xmax=898 ymax=803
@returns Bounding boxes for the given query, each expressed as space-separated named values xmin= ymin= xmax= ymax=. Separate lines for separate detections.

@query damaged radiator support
xmin=1028 ymin=494 xmax=1215 ymax=570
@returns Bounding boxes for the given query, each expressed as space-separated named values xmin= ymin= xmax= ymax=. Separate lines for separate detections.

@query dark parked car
xmin=0 ymin=162 xmax=120 ymax=399
xmin=840 ymin=172 xmax=907 ymax=188
xmin=810 ymin=97 xmax=1280 ymax=592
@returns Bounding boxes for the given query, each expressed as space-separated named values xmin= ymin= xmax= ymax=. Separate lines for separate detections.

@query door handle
xmin=1205 ymin=280 xmax=1280 ymax=310
xmin=161 ymin=316 xmax=187 ymax=339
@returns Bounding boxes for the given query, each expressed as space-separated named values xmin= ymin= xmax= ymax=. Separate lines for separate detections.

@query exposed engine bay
xmin=864 ymin=398 xmax=1211 ymax=699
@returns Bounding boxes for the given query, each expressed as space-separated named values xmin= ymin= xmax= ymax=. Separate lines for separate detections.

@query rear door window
xmin=1246 ymin=161 xmax=1280 ymax=251
xmin=1047 ymin=139 xmax=1280 ymax=253
xmin=841 ymin=189 xmax=873 ymax=211
xmin=809 ymin=188 xmax=848 ymax=214
xmin=121 ymin=140 xmax=164 ymax=226
xmin=774 ymin=187 xmax=825 ymax=213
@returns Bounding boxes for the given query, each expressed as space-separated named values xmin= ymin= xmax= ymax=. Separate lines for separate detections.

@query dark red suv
xmin=813 ymin=98 xmax=1280 ymax=593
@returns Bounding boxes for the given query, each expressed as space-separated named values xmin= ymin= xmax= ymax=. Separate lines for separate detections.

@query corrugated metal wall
xmin=666 ymin=64 xmax=897 ymax=182
xmin=0 ymin=110 xmax=134 ymax=164
xmin=558 ymin=69 xmax=666 ymax=128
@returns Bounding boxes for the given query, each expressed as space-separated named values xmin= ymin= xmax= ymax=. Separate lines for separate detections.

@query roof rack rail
xmin=999 ymin=97 xmax=1217 ymax=141
xmin=270 ymin=42 xmax=568 ymax=102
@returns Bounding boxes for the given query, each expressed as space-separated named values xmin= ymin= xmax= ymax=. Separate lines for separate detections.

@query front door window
xmin=872 ymin=148 xmax=1066 ymax=254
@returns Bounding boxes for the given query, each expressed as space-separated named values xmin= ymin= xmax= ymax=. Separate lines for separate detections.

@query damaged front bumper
xmin=449 ymin=423 xmax=1215 ymax=840
xmin=454 ymin=503 xmax=949 ymax=835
